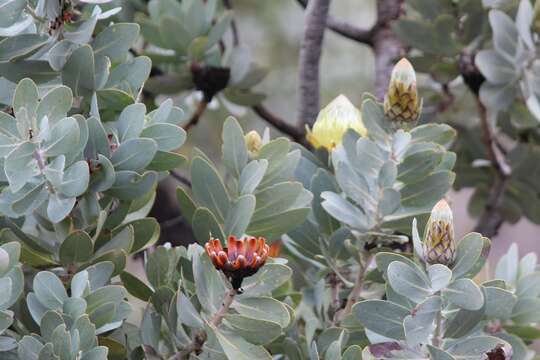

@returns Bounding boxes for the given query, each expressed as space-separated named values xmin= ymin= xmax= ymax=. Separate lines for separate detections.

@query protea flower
xmin=205 ymin=236 xmax=269 ymax=290
xmin=306 ymin=95 xmax=367 ymax=151
xmin=384 ymin=58 xmax=421 ymax=126
xmin=423 ymin=199 xmax=456 ymax=266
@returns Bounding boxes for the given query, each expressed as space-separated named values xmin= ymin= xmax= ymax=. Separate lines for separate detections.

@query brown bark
xmin=297 ymin=0 xmax=331 ymax=127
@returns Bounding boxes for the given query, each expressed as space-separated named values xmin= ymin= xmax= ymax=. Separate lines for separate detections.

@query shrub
xmin=0 ymin=0 xmax=538 ymax=359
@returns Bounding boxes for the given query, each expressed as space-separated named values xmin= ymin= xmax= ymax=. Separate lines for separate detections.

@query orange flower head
xmin=205 ymin=236 xmax=269 ymax=289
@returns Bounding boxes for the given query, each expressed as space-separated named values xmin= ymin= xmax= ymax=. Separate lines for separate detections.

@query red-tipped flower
xmin=205 ymin=236 xmax=269 ymax=289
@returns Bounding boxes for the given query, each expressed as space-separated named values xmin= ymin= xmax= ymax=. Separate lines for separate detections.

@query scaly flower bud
xmin=306 ymin=95 xmax=367 ymax=151
xmin=205 ymin=236 xmax=269 ymax=289
xmin=245 ymin=130 xmax=262 ymax=157
xmin=423 ymin=199 xmax=456 ymax=266
xmin=384 ymin=58 xmax=421 ymax=126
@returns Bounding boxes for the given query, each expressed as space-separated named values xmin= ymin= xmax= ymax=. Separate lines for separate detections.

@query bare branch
xmin=373 ymin=0 xmax=405 ymax=99
xmin=473 ymin=177 xmax=507 ymax=239
xmin=183 ymin=100 xmax=209 ymax=131
xmin=297 ymin=0 xmax=331 ymax=127
xmin=296 ymin=0 xmax=405 ymax=100
xmin=473 ymin=99 xmax=511 ymax=239
xmin=336 ymin=253 xmax=373 ymax=322
xmin=222 ymin=0 xmax=308 ymax=144
xmin=296 ymin=0 xmax=373 ymax=44
xmin=170 ymin=170 xmax=192 ymax=188
xmin=252 ymin=104 xmax=307 ymax=145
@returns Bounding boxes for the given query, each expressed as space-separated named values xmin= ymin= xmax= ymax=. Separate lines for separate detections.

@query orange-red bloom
xmin=205 ymin=236 xmax=269 ymax=289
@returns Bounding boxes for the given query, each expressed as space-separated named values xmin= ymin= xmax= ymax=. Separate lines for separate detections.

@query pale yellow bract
xmin=306 ymin=95 xmax=367 ymax=150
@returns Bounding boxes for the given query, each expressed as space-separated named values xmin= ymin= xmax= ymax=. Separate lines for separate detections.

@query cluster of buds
xmin=384 ymin=58 xmax=422 ymax=127
xmin=205 ymin=236 xmax=269 ymax=290
xmin=422 ymin=199 xmax=456 ymax=266
xmin=306 ymin=95 xmax=367 ymax=151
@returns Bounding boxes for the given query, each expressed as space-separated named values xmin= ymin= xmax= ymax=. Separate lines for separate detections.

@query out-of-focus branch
xmin=473 ymin=99 xmax=511 ymax=239
xmin=295 ymin=0 xmax=405 ymax=100
xmin=252 ymin=104 xmax=307 ymax=145
xmin=170 ymin=170 xmax=191 ymax=188
xmin=183 ymin=100 xmax=209 ymax=131
xmin=222 ymin=0 xmax=308 ymax=145
xmin=297 ymin=0 xmax=331 ymax=127
xmin=296 ymin=0 xmax=373 ymax=44
xmin=373 ymin=0 xmax=405 ymax=99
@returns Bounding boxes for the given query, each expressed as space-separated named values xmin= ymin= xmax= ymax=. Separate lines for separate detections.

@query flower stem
xmin=339 ymin=253 xmax=373 ymax=321
xmin=210 ymin=288 xmax=237 ymax=327
xmin=433 ymin=310 xmax=443 ymax=347
xmin=170 ymin=288 xmax=237 ymax=359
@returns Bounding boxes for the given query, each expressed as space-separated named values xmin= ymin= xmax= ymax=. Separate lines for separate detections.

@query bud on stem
xmin=384 ymin=58 xmax=422 ymax=127
xmin=423 ymin=199 xmax=456 ymax=266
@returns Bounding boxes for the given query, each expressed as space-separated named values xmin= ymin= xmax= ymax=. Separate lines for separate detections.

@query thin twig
xmin=433 ymin=310 xmax=443 ymax=347
xmin=252 ymin=104 xmax=307 ymax=145
xmin=297 ymin=0 xmax=331 ymax=127
xmin=222 ymin=0 xmax=308 ymax=145
xmin=473 ymin=98 xmax=511 ymax=239
xmin=329 ymin=272 xmax=343 ymax=325
xmin=169 ymin=289 xmax=237 ymax=360
xmin=183 ymin=100 xmax=209 ymax=131
xmin=25 ymin=5 xmax=47 ymax=23
xmin=170 ymin=170 xmax=192 ymax=188
xmin=338 ymin=253 xmax=373 ymax=321
xmin=296 ymin=0 xmax=373 ymax=44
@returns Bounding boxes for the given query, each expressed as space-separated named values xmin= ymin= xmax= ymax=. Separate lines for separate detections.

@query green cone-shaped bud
xmin=384 ymin=58 xmax=421 ymax=126
xmin=423 ymin=199 xmax=456 ymax=266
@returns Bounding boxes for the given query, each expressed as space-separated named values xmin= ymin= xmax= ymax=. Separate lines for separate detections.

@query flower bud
xmin=384 ymin=58 xmax=421 ymax=126
xmin=245 ymin=130 xmax=262 ymax=157
xmin=306 ymin=95 xmax=367 ymax=150
xmin=423 ymin=199 xmax=456 ymax=266
xmin=205 ymin=236 xmax=269 ymax=289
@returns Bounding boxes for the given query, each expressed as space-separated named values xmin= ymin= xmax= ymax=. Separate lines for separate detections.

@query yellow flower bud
xmin=423 ymin=199 xmax=456 ymax=266
xmin=245 ymin=130 xmax=262 ymax=156
xmin=306 ymin=95 xmax=367 ymax=150
xmin=384 ymin=58 xmax=421 ymax=126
